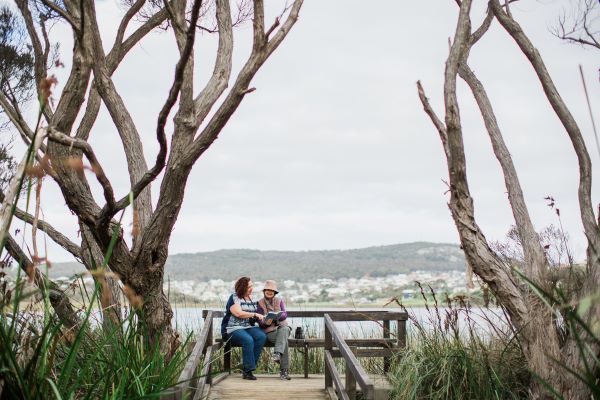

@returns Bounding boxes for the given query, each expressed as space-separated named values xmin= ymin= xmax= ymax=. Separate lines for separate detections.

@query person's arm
xmin=256 ymin=303 xmax=271 ymax=326
xmin=279 ymin=298 xmax=288 ymax=321
xmin=230 ymin=303 xmax=264 ymax=320
xmin=230 ymin=299 xmax=265 ymax=321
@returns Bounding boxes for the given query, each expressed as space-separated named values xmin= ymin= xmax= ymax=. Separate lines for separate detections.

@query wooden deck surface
xmin=207 ymin=374 xmax=328 ymax=400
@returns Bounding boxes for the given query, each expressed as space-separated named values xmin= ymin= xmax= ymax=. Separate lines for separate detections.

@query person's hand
xmin=254 ymin=313 xmax=265 ymax=321
xmin=265 ymin=319 xmax=273 ymax=325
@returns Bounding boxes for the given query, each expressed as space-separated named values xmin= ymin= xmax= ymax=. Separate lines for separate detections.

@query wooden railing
xmin=162 ymin=309 xmax=407 ymax=399
xmin=161 ymin=311 xmax=227 ymax=400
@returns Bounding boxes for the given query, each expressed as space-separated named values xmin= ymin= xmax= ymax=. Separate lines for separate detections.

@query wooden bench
xmin=206 ymin=309 xmax=407 ymax=379
xmin=215 ymin=337 xmax=399 ymax=378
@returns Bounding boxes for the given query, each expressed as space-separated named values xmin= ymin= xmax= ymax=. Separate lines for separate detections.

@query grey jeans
xmin=266 ymin=325 xmax=291 ymax=370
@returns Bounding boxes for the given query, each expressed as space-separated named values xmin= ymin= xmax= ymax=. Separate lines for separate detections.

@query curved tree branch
xmin=47 ymin=128 xmax=116 ymax=211
xmin=458 ymin=63 xmax=548 ymax=283
xmin=99 ymin=0 xmax=204 ymax=225
xmin=10 ymin=205 xmax=82 ymax=261
xmin=490 ymin=0 xmax=600 ymax=266
xmin=4 ymin=233 xmax=80 ymax=329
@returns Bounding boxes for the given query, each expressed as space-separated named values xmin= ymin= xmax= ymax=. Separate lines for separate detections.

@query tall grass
xmin=0 ymin=266 xmax=191 ymax=399
xmin=389 ymin=285 xmax=530 ymax=399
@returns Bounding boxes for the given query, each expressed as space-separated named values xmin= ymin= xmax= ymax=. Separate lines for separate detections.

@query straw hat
xmin=263 ymin=280 xmax=279 ymax=294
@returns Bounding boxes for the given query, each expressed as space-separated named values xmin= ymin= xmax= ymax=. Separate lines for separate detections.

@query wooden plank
xmin=194 ymin=344 xmax=213 ymax=400
xmin=324 ymin=314 xmax=374 ymax=399
xmin=214 ymin=338 xmax=396 ymax=348
xmin=330 ymin=348 xmax=397 ymax=358
xmin=325 ymin=350 xmax=350 ymax=400
xmin=170 ymin=311 xmax=214 ymax=400
xmin=326 ymin=386 xmax=338 ymax=400
xmin=202 ymin=309 xmax=407 ymax=320
xmin=345 ymin=346 xmax=357 ymax=400
xmin=327 ymin=311 xmax=407 ymax=322
xmin=303 ymin=341 xmax=309 ymax=379
xmin=397 ymin=319 xmax=407 ymax=348
xmin=383 ymin=320 xmax=390 ymax=373
xmin=207 ymin=374 xmax=328 ymax=400
xmin=324 ymin=320 xmax=332 ymax=389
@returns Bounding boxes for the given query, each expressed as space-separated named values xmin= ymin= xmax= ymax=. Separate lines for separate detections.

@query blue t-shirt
xmin=225 ymin=294 xmax=258 ymax=334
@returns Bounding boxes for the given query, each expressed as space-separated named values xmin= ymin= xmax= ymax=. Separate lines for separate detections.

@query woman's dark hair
xmin=235 ymin=277 xmax=252 ymax=298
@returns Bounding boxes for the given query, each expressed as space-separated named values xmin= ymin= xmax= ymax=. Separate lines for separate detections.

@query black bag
xmin=294 ymin=326 xmax=305 ymax=340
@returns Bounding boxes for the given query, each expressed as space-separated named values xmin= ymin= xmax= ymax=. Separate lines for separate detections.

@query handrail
xmin=202 ymin=309 xmax=407 ymax=321
xmin=164 ymin=311 xmax=214 ymax=400
xmin=325 ymin=350 xmax=350 ymax=400
xmin=324 ymin=313 xmax=375 ymax=400
xmin=178 ymin=308 xmax=407 ymax=398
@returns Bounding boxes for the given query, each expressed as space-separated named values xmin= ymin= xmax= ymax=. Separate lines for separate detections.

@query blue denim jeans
xmin=228 ymin=327 xmax=267 ymax=373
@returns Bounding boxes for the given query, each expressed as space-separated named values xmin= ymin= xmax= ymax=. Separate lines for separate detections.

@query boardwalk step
xmin=207 ymin=374 xmax=329 ymax=400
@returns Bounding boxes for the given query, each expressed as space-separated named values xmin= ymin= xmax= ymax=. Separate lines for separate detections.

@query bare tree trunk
xmin=418 ymin=1 xmax=598 ymax=397
xmin=80 ymin=225 xmax=122 ymax=329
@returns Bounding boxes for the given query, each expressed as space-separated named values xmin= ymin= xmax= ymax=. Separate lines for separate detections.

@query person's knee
xmin=257 ymin=332 xmax=267 ymax=345
xmin=235 ymin=335 xmax=253 ymax=348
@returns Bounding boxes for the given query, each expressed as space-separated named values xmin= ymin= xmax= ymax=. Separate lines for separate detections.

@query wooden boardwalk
xmin=163 ymin=310 xmax=406 ymax=400
xmin=207 ymin=374 xmax=328 ymax=399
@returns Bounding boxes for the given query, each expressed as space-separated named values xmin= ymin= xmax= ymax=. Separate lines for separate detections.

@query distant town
xmin=162 ymin=270 xmax=477 ymax=306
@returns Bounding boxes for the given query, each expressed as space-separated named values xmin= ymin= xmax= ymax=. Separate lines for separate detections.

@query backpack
xmin=220 ymin=294 xmax=235 ymax=337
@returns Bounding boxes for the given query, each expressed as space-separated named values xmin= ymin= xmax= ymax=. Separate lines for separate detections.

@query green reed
xmin=388 ymin=286 xmax=529 ymax=400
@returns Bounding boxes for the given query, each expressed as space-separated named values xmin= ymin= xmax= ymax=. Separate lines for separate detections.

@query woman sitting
xmin=221 ymin=276 xmax=266 ymax=380
xmin=257 ymin=280 xmax=292 ymax=380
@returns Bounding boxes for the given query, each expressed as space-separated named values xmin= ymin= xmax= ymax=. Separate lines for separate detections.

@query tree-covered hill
xmin=48 ymin=242 xmax=465 ymax=282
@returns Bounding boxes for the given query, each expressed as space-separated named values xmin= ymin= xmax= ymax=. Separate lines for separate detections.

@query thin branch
xmin=266 ymin=0 xmax=303 ymax=58
xmin=47 ymin=128 xmax=116 ymax=212
xmin=0 ymin=90 xmax=36 ymax=145
xmin=75 ymin=4 xmax=171 ymax=141
xmin=4 ymin=233 xmax=81 ymax=329
xmin=9 ymin=201 xmax=82 ymax=260
xmin=15 ymin=0 xmax=47 ymax=94
xmin=188 ymin=0 xmax=303 ymax=161
xmin=459 ymin=62 xmax=548 ymax=282
xmin=579 ymin=65 xmax=600 ymax=158
xmin=192 ymin=0 xmax=233 ymax=123
xmin=113 ymin=0 xmax=147 ymax=58
xmin=416 ymin=80 xmax=450 ymax=159
xmin=39 ymin=0 xmax=80 ymax=33
xmin=99 ymin=0 xmax=203 ymax=222
xmin=471 ymin=7 xmax=494 ymax=46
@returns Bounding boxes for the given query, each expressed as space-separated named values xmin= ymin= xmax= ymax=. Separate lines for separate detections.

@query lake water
xmin=173 ymin=306 xmax=509 ymax=339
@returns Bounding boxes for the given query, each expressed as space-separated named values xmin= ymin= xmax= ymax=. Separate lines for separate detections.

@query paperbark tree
xmin=3 ymin=0 xmax=304 ymax=355
xmin=418 ymin=1 xmax=599 ymax=398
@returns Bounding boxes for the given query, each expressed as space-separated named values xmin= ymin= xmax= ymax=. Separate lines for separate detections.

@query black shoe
xmin=243 ymin=371 xmax=257 ymax=380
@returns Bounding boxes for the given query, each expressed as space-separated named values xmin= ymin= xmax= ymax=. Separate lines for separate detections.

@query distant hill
xmin=47 ymin=242 xmax=465 ymax=282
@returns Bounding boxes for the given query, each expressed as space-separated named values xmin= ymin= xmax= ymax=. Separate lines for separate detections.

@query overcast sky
xmin=11 ymin=0 xmax=600 ymax=263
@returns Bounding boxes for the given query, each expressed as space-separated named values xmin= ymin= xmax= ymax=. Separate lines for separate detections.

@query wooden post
xmin=224 ymin=340 xmax=231 ymax=373
xmin=206 ymin=318 xmax=213 ymax=384
xmin=346 ymin=346 xmax=357 ymax=400
xmin=397 ymin=319 xmax=406 ymax=348
xmin=303 ymin=341 xmax=309 ymax=378
xmin=324 ymin=316 xmax=332 ymax=389
xmin=383 ymin=320 xmax=391 ymax=373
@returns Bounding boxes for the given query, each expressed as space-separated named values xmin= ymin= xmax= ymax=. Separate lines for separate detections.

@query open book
xmin=264 ymin=311 xmax=283 ymax=321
